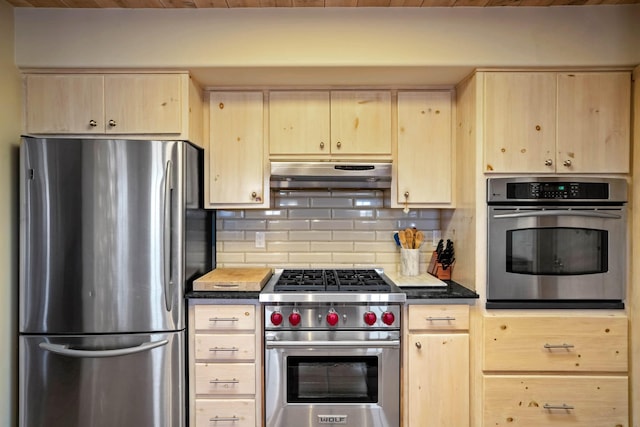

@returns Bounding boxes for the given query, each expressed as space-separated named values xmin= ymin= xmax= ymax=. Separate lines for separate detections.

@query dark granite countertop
xmin=186 ymin=290 xmax=261 ymax=300
xmin=186 ymin=280 xmax=478 ymax=302
xmin=401 ymin=280 xmax=479 ymax=301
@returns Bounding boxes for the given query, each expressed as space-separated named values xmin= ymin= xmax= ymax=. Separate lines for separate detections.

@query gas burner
xmin=260 ymin=268 xmax=406 ymax=304
xmin=274 ymin=269 xmax=392 ymax=293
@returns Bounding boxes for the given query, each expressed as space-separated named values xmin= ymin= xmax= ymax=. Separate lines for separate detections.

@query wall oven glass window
xmin=487 ymin=177 xmax=627 ymax=309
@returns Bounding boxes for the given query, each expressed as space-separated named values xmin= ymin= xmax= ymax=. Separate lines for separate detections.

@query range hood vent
xmin=270 ymin=162 xmax=392 ymax=190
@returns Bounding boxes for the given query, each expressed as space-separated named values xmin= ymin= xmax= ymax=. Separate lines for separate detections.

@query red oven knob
xmin=270 ymin=311 xmax=283 ymax=326
xmin=381 ymin=311 xmax=395 ymax=326
xmin=363 ymin=311 xmax=377 ymax=326
xmin=326 ymin=310 xmax=339 ymax=327
xmin=289 ymin=311 xmax=301 ymax=326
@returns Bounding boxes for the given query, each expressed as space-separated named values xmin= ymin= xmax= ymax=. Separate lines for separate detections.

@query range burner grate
xmin=274 ymin=269 xmax=392 ymax=293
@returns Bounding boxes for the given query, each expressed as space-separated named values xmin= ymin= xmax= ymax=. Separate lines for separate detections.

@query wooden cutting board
xmin=193 ymin=267 xmax=273 ymax=292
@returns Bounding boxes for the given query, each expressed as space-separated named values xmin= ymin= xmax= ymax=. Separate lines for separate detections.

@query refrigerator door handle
xmin=39 ymin=339 xmax=169 ymax=358
xmin=163 ymin=160 xmax=174 ymax=312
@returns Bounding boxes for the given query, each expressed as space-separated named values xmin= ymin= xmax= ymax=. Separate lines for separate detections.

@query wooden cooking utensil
xmin=398 ymin=230 xmax=408 ymax=249
xmin=414 ymin=230 xmax=424 ymax=248
xmin=405 ymin=227 xmax=415 ymax=249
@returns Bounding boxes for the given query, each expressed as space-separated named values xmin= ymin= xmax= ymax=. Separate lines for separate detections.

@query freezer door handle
xmin=163 ymin=160 xmax=174 ymax=312
xmin=39 ymin=339 xmax=169 ymax=358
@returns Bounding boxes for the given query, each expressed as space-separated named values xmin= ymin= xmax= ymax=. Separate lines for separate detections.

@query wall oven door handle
xmin=39 ymin=339 xmax=168 ymax=358
xmin=266 ymin=340 xmax=401 ymax=349
xmin=493 ymin=210 xmax=622 ymax=219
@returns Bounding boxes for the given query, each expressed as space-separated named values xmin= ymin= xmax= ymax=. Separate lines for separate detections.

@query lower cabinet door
xmin=195 ymin=399 xmax=256 ymax=427
xmin=406 ymin=333 xmax=469 ymax=427
xmin=484 ymin=375 xmax=628 ymax=426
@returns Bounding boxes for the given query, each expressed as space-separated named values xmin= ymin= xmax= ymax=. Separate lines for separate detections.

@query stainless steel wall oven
xmin=487 ymin=177 xmax=627 ymax=309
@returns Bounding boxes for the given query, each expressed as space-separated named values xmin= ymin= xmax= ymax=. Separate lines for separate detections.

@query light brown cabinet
xmin=206 ymin=91 xmax=268 ymax=208
xmin=269 ymin=90 xmax=392 ymax=157
xmin=483 ymin=71 xmax=631 ymax=173
xmin=396 ymin=91 xmax=453 ymax=207
xmin=404 ymin=305 xmax=469 ymax=427
xmin=24 ymin=73 xmax=203 ymax=146
xmin=484 ymin=375 xmax=628 ymax=427
xmin=188 ymin=302 xmax=261 ymax=427
xmin=482 ymin=314 xmax=629 ymax=427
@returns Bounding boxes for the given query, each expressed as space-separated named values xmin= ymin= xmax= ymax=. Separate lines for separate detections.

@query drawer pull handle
xmin=209 ymin=378 xmax=239 ymax=384
xmin=543 ymin=403 xmax=574 ymax=411
xmin=544 ymin=343 xmax=575 ymax=350
xmin=209 ymin=317 xmax=239 ymax=322
xmin=210 ymin=416 xmax=240 ymax=422
xmin=426 ymin=316 xmax=456 ymax=321
xmin=209 ymin=346 xmax=239 ymax=352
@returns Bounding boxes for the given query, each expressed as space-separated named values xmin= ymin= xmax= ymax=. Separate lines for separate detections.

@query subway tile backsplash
xmin=215 ymin=190 xmax=440 ymax=273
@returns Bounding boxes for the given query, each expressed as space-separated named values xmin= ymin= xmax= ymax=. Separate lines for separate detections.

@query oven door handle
xmin=265 ymin=340 xmax=401 ymax=349
xmin=493 ymin=210 xmax=622 ymax=219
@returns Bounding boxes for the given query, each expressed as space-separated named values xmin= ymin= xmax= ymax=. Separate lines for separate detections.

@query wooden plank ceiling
xmin=6 ymin=0 xmax=640 ymax=7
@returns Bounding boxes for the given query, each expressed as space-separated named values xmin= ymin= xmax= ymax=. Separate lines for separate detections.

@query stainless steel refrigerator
xmin=19 ymin=137 xmax=212 ymax=427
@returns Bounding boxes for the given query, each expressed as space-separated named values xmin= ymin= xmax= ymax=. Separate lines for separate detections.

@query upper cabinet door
xmin=208 ymin=91 xmax=266 ymax=207
xmin=330 ymin=91 xmax=392 ymax=155
xmin=397 ymin=91 xmax=453 ymax=205
xmin=26 ymin=74 xmax=105 ymax=134
xmin=484 ymin=72 xmax=557 ymax=173
xmin=269 ymin=91 xmax=330 ymax=155
xmin=557 ymin=72 xmax=631 ymax=174
xmin=104 ymin=74 xmax=182 ymax=135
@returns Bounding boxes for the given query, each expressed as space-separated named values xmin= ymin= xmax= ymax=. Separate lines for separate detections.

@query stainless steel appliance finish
xmin=20 ymin=332 xmax=184 ymax=427
xmin=261 ymin=269 xmax=403 ymax=427
xmin=487 ymin=177 xmax=627 ymax=309
xmin=260 ymin=268 xmax=406 ymax=304
xmin=19 ymin=137 xmax=212 ymax=427
xmin=270 ymin=161 xmax=392 ymax=189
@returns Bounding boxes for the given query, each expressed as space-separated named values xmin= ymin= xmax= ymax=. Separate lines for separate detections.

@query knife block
xmin=427 ymin=251 xmax=453 ymax=280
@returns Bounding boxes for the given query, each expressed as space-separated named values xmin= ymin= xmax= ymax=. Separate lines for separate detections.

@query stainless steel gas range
xmin=259 ymin=269 xmax=406 ymax=427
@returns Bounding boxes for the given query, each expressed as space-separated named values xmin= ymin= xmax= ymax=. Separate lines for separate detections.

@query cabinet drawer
xmin=484 ymin=375 xmax=628 ymax=427
xmin=195 ymin=363 xmax=256 ymax=396
xmin=408 ymin=305 xmax=469 ymax=331
xmin=194 ymin=399 xmax=256 ymax=427
xmin=194 ymin=334 xmax=256 ymax=362
xmin=194 ymin=305 xmax=256 ymax=331
xmin=483 ymin=316 xmax=627 ymax=372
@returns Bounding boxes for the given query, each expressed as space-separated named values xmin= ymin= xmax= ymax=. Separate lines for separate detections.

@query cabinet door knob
xmin=89 ymin=120 xmax=98 ymax=127
xmin=415 ymin=341 xmax=422 ymax=349
xmin=108 ymin=119 xmax=117 ymax=127
xmin=563 ymin=159 xmax=572 ymax=167
xmin=404 ymin=191 xmax=410 ymax=199
xmin=336 ymin=141 xmax=342 ymax=149
xmin=544 ymin=159 xmax=553 ymax=166
xmin=320 ymin=141 xmax=325 ymax=149
xmin=251 ymin=192 xmax=257 ymax=198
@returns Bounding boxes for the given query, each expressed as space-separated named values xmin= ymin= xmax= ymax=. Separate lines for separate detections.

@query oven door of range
xmin=487 ymin=205 xmax=626 ymax=302
xmin=264 ymin=330 xmax=400 ymax=427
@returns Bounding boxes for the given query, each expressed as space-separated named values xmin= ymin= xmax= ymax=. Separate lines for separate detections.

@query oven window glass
xmin=507 ymin=227 xmax=608 ymax=275
xmin=287 ymin=356 xmax=378 ymax=403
